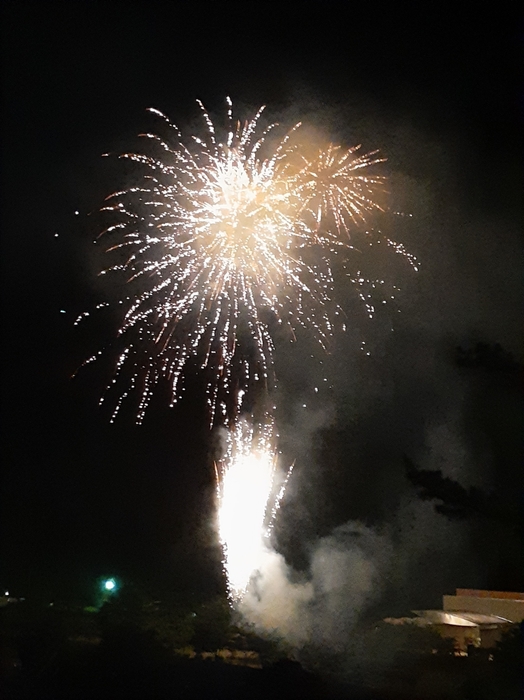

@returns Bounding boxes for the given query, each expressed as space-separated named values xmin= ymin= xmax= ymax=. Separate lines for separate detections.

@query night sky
xmin=1 ymin=3 xmax=522 ymax=615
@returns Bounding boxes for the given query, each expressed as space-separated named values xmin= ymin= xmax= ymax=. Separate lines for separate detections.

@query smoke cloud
xmin=239 ymin=521 xmax=392 ymax=651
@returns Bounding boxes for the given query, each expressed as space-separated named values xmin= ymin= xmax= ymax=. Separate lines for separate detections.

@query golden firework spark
xmin=83 ymin=98 xmax=415 ymax=424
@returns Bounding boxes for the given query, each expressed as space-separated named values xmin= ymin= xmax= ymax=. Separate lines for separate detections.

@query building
xmin=443 ymin=589 xmax=524 ymax=623
xmin=385 ymin=589 xmax=523 ymax=653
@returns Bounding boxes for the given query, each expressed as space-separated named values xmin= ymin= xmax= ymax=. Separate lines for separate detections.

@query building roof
xmin=453 ymin=612 xmax=512 ymax=625
xmin=412 ymin=610 xmax=477 ymax=626
xmin=412 ymin=610 xmax=512 ymax=627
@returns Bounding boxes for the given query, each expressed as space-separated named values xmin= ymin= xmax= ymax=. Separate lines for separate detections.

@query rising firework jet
xmin=82 ymin=98 xmax=416 ymax=426
xmin=215 ymin=417 xmax=292 ymax=600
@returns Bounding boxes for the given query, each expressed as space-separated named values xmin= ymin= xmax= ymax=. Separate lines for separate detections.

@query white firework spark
xmin=215 ymin=418 xmax=291 ymax=601
xmin=86 ymin=98 xmax=409 ymax=425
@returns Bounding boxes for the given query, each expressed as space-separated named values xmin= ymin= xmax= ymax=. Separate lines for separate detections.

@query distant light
xmin=60 ymin=309 xmax=66 ymax=314
xmin=74 ymin=210 xmax=79 ymax=215
xmin=103 ymin=578 xmax=116 ymax=591
xmin=54 ymin=233 xmax=59 ymax=238
xmin=4 ymin=591 xmax=8 ymax=596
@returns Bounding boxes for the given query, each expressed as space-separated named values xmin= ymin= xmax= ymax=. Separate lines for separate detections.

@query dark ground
xmin=1 ymin=598 xmax=522 ymax=700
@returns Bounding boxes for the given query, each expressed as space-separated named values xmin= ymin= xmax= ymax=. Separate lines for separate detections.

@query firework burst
xmin=86 ymin=98 xmax=405 ymax=425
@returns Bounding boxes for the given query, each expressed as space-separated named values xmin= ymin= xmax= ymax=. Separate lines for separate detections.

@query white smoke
xmin=239 ymin=521 xmax=392 ymax=651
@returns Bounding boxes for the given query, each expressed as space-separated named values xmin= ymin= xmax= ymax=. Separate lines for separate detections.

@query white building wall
xmin=443 ymin=595 xmax=524 ymax=622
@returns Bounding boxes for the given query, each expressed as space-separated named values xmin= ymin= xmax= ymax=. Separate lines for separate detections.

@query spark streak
xmin=91 ymin=99 xmax=409 ymax=425
xmin=215 ymin=418 xmax=290 ymax=600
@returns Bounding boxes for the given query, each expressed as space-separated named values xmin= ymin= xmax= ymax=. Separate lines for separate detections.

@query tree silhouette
xmin=404 ymin=456 xmax=506 ymax=522
xmin=404 ymin=342 xmax=522 ymax=531
xmin=455 ymin=342 xmax=520 ymax=375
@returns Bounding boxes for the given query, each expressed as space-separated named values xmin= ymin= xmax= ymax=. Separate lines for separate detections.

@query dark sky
xmin=1 ymin=3 xmax=522 ymax=608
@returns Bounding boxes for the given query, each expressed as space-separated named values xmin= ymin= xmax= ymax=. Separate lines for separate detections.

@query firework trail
xmin=82 ymin=99 xmax=417 ymax=599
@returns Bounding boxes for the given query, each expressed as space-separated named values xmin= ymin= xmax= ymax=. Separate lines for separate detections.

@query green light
xmin=94 ymin=576 xmax=120 ymax=608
